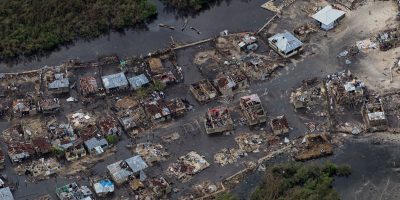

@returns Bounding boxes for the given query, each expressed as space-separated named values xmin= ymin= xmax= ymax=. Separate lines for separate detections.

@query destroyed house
xmin=167 ymin=151 xmax=210 ymax=180
xmin=270 ymin=116 xmax=289 ymax=136
xmin=25 ymin=158 xmax=61 ymax=177
xmin=166 ymin=98 xmax=187 ymax=117
xmin=118 ymin=116 xmax=137 ymax=131
xmin=62 ymin=139 xmax=87 ymax=162
xmin=240 ymin=94 xmax=267 ymax=126
xmin=205 ymin=106 xmax=234 ymax=134
xmin=145 ymin=100 xmax=171 ymax=122
xmin=312 ymin=5 xmax=345 ymax=31
xmin=12 ymin=98 xmax=37 ymax=117
xmin=84 ymin=137 xmax=109 ymax=155
xmin=8 ymin=142 xmax=35 ymax=164
xmin=128 ymin=74 xmax=150 ymax=90
xmin=32 ymin=137 xmax=52 ymax=155
xmin=214 ymin=75 xmax=236 ymax=96
xmin=230 ymin=70 xmax=249 ymax=89
xmin=38 ymin=98 xmax=60 ymax=114
xmin=98 ymin=117 xmax=122 ymax=136
xmin=268 ymin=31 xmax=303 ymax=58
xmin=295 ymin=133 xmax=333 ymax=161
xmin=238 ymin=34 xmax=258 ymax=51
xmin=326 ymin=71 xmax=365 ymax=105
xmin=362 ymin=100 xmax=388 ymax=132
xmin=80 ymin=76 xmax=99 ymax=96
xmin=190 ymin=80 xmax=218 ymax=103
xmin=107 ymin=155 xmax=148 ymax=185
xmin=45 ymin=67 xmax=70 ymax=94
xmin=148 ymin=58 xmax=164 ymax=75
xmin=152 ymin=71 xmax=177 ymax=85
xmin=56 ymin=183 xmax=93 ymax=200
xmin=101 ymin=72 xmax=129 ymax=93
xmin=0 ymin=187 xmax=14 ymax=200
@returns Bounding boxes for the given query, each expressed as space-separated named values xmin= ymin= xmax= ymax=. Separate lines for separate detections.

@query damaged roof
xmin=268 ymin=31 xmax=303 ymax=54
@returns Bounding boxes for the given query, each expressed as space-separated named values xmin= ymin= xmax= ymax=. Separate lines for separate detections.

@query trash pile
xmin=167 ymin=151 xmax=210 ymax=181
xmin=235 ymin=133 xmax=264 ymax=153
xmin=294 ymin=133 xmax=333 ymax=161
xmin=133 ymin=143 xmax=169 ymax=165
xmin=68 ymin=110 xmax=96 ymax=129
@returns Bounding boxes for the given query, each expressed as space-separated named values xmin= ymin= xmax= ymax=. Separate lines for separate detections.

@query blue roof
xmin=102 ymin=73 xmax=128 ymax=89
xmin=268 ymin=31 xmax=303 ymax=54
xmin=128 ymin=74 xmax=150 ymax=90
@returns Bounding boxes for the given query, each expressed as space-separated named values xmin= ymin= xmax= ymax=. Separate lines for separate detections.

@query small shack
xmin=312 ymin=5 xmax=345 ymax=31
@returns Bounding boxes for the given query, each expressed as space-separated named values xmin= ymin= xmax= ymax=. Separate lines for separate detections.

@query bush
xmin=250 ymin=162 xmax=351 ymax=200
xmin=106 ymin=135 xmax=119 ymax=144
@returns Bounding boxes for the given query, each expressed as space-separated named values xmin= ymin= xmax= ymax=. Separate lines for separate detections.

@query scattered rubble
xmin=167 ymin=151 xmax=210 ymax=181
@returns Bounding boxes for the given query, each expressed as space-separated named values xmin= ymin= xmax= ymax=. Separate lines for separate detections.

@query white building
xmin=312 ymin=5 xmax=345 ymax=31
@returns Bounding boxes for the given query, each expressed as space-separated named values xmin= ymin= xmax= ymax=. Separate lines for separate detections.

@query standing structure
xmin=240 ymin=94 xmax=267 ymax=126
xmin=312 ymin=5 xmax=345 ymax=31
xmin=268 ymin=31 xmax=303 ymax=58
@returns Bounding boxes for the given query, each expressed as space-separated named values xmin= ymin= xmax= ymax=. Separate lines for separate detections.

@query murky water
xmin=0 ymin=0 xmax=272 ymax=73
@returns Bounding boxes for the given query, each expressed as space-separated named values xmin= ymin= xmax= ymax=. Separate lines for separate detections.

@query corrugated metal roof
xmin=312 ymin=5 xmax=345 ymax=26
xmin=102 ymin=73 xmax=128 ymax=89
xmin=49 ymin=74 xmax=69 ymax=89
xmin=268 ymin=31 xmax=303 ymax=54
xmin=0 ymin=187 xmax=14 ymax=200
xmin=125 ymin=155 xmax=148 ymax=173
xmin=128 ymin=74 xmax=150 ymax=90
xmin=84 ymin=137 xmax=108 ymax=150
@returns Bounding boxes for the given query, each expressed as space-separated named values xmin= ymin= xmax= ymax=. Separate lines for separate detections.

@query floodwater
xmin=0 ymin=0 xmax=273 ymax=73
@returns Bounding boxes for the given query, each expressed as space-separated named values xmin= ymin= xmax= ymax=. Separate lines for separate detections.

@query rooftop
xmin=0 ymin=187 xmax=14 ymax=200
xmin=268 ymin=31 xmax=303 ymax=54
xmin=128 ymin=74 xmax=150 ymax=90
xmin=102 ymin=73 xmax=128 ymax=89
xmin=312 ymin=5 xmax=345 ymax=26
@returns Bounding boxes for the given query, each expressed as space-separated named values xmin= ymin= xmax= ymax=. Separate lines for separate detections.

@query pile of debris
xmin=167 ymin=151 xmax=210 ymax=181
xmin=192 ymin=181 xmax=220 ymax=197
xmin=377 ymin=28 xmax=400 ymax=51
xmin=235 ymin=133 xmax=264 ymax=153
xmin=294 ymin=133 xmax=333 ymax=161
xmin=294 ymin=23 xmax=318 ymax=40
xmin=361 ymin=98 xmax=388 ymax=132
xmin=133 ymin=143 xmax=169 ymax=165
xmin=24 ymin=158 xmax=61 ymax=178
xmin=290 ymin=78 xmax=322 ymax=109
xmin=214 ymin=148 xmax=243 ymax=166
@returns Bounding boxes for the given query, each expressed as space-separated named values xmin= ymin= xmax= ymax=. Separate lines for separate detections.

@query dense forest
xmin=250 ymin=162 xmax=351 ymax=200
xmin=0 ymin=0 xmax=157 ymax=59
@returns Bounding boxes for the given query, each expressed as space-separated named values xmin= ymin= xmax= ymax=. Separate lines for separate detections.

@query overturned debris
xmin=235 ymin=133 xmax=264 ymax=153
xmin=214 ymin=148 xmax=243 ymax=166
xmin=133 ymin=143 xmax=169 ymax=165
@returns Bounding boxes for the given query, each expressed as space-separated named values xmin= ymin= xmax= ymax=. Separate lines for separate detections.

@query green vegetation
xmin=51 ymin=147 xmax=65 ymax=156
xmin=215 ymin=192 xmax=239 ymax=200
xmin=250 ymin=162 xmax=351 ymax=200
xmin=151 ymin=80 xmax=167 ymax=91
xmin=165 ymin=0 xmax=215 ymax=10
xmin=106 ymin=134 xmax=119 ymax=144
xmin=0 ymin=0 xmax=157 ymax=59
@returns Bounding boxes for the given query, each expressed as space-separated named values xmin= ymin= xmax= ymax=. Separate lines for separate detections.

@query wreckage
xmin=361 ymin=98 xmax=388 ymax=132
xmin=294 ymin=133 xmax=333 ymax=161
xmin=205 ymin=106 xmax=234 ymax=134
xmin=167 ymin=151 xmax=210 ymax=181
xmin=270 ymin=115 xmax=289 ymax=136
xmin=190 ymin=79 xmax=218 ymax=103
xmin=240 ymin=94 xmax=267 ymax=126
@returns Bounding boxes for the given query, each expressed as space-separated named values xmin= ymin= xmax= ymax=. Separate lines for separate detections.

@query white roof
xmin=312 ymin=5 xmax=345 ymax=25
